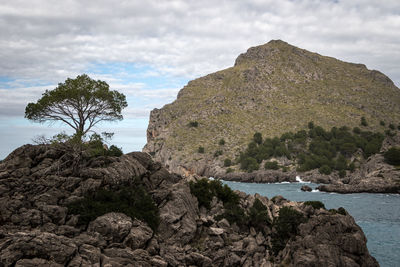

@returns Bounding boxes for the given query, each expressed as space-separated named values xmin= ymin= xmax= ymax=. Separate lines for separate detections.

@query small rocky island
xmin=0 ymin=144 xmax=378 ymax=266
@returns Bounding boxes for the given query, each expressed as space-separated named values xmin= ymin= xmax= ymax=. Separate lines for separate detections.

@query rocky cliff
xmin=143 ymin=40 xmax=400 ymax=179
xmin=0 ymin=144 xmax=378 ymax=266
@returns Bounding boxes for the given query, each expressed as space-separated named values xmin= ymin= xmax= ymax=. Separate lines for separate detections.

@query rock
xmin=88 ymin=212 xmax=133 ymax=243
xmin=0 ymin=144 xmax=379 ymax=266
xmin=209 ymin=227 xmax=225 ymax=235
xmin=301 ymin=185 xmax=312 ymax=192
xmin=123 ymin=219 xmax=153 ymax=250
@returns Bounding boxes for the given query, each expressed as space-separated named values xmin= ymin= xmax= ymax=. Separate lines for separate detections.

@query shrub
xmin=338 ymin=207 xmax=347 ymax=215
xmin=353 ymin=127 xmax=361 ymax=134
xmin=389 ymin=123 xmax=395 ymax=130
xmin=264 ymin=161 xmax=279 ymax=170
xmin=67 ymin=183 xmax=159 ymax=230
xmin=308 ymin=121 xmax=314 ymax=129
xmin=219 ymin=138 xmax=226 ymax=145
xmin=108 ymin=145 xmax=123 ymax=157
xmin=253 ymin=132 xmax=263 ymax=145
xmin=198 ymin=146 xmax=205 ymax=153
xmin=271 ymin=207 xmax=306 ymax=255
xmin=188 ymin=121 xmax=198 ymax=127
xmin=319 ymin=165 xmax=332 ymax=175
xmin=240 ymin=156 xmax=259 ymax=172
xmin=338 ymin=169 xmax=346 ymax=178
xmin=249 ymin=199 xmax=271 ymax=230
xmin=304 ymin=201 xmax=325 ymax=210
xmin=384 ymin=147 xmax=400 ymax=165
xmin=226 ymin=167 xmax=234 ymax=173
xmin=380 ymin=120 xmax=386 ymax=126
xmin=224 ymin=158 xmax=232 ymax=167
xmin=361 ymin=116 xmax=368 ymax=126
xmin=385 ymin=129 xmax=396 ymax=137
xmin=214 ymin=150 xmax=223 ymax=157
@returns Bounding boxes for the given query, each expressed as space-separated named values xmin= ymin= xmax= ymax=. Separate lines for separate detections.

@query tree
xmin=25 ymin=74 xmax=127 ymax=138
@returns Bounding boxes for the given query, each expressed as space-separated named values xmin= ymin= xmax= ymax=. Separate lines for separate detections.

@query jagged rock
xmin=0 ymin=144 xmax=379 ymax=266
xmin=301 ymin=185 xmax=312 ymax=192
xmin=123 ymin=219 xmax=153 ymax=250
xmin=88 ymin=213 xmax=133 ymax=243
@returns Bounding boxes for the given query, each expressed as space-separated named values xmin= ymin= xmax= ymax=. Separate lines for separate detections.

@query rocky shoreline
xmin=0 ymin=144 xmax=379 ymax=266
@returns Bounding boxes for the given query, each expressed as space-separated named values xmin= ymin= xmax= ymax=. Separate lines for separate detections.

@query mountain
xmin=143 ymin=40 xmax=400 ymax=177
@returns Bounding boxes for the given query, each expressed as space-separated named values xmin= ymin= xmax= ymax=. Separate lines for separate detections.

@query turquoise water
xmin=222 ymin=180 xmax=400 ymax=267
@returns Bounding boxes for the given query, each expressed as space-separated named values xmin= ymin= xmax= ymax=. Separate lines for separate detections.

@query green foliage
xmin=224 ymin=158 xmax=232 ymax=167
xmin=86 ymin=133 xmax=123 ymax=157
xmin=338 ymin=169 xmax=346 ymax=178
xmin=214 ymin=150 xmax=223 ymax=157
xmin=189 ymin=179 xmax=247 ymax=227
xmin=249 ymin=199 xmax=271 ymax=230
xmin=308 ymin=121 xmax=314 ymax=129
xmin=361 ymin=116 xmax=368 ymax=127
xmin=219 ymin=138 xmax=226 ymax=145
xmin=188 ymin=121 xmax=199 ymax=127
xmin=271 ymin=207 xmax=306 ymax=255
xmin=380 ymin=120 xmax=386 ymax=126
xmin=385 ymin=129 xmax=396 ymax=137
xmin=198 ymin=146 xmax=205 ymax=153
xmin=338 ymin=207 xmax=347 ymax=215
xmin=67 ymin=183 xmax=159 ymax=231
xmin=253 ymin=132 xmax=263 ymax=145
xmin=25 ymin=74 xmax=127 ymax=137
xmin=384 ymin=147 xmax=400 ymax=165
xmin=304 ymin=201 xmax=325 ymax=210
xmin=389 ymin=123 xmax=395 ymax=130
xmin=226 ymin=167 xmax=234 ymax=173
xmin=237 ymin=123 xmax=384 ymax=173
xmin=353 ymin=127 xmax=361 ymax=134
xmin=319 ymin=165 xmax=332 ymax=175
xmin=264 ymin=161 xmax=279 ymax=170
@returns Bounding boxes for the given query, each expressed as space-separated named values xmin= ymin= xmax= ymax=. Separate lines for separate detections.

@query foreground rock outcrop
xmin=0 ymin=144 xmax=378 ymax=266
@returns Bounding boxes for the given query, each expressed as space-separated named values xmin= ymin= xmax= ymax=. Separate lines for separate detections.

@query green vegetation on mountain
xmin=144 ymin=40 xmax=400 ymax=174
xmin=237 ymin=122 xmax=386 ymax=174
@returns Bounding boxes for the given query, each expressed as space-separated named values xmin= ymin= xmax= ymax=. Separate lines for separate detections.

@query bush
xmin=380 ymin=120 xmax=386 ymax=126
xmin=224 ymin=158 xmax=232 ymax=167
xmin=385 ymin=129 xmax=396 ymax=137
xmin=253 ymin=132 xmax=263 ymax=145
xmin=219 ymin=138 xmax=226 ymax=145
xmin=319 ymin=165 xmax=332 ymax=175
xmin=198 ymin=146 xmax=205 ymax=153
xmin=389 ymin=123 xmax=395 ymax=130
xmin=188 ymin=121 xmax=198 ymax=127
xmin=384 ymin=147 xmax=400 ymax=165
xmin=67 ymin=183 xmax=159 ymax=230
xmin=249 ymin=199 xmax=271 ymax=230
xmin=338 ymin=169 xmax=346 ymax=178
xmin=304 ymin=201 xmax=325 ymax=210
xmin=214 ymin=150 xmax=223 ymax=157
xmin=108 ymin=145 xmax=123 ymax=157
xmin=308 ymin=121 xmax=314 ymax=129
xmin=271 ymin=207 xmax=306 ymax=255
xmin=353 ymin=127 xmax=361 ymax=134
xmin=226 ymin=167 xmax=234 ymax=173
xmin=361 ymin=116 xmax=368 ymax=126
xmin=264 ymin=161 xmax=279 ymax=170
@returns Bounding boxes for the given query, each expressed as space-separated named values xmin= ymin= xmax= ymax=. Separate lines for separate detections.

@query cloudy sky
xmin=0 ymin=0 xmax=399 ymax=159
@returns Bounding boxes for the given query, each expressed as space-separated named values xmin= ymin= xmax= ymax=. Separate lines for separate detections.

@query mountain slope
xmin=143 ymin=40 xmax=400 ymax=176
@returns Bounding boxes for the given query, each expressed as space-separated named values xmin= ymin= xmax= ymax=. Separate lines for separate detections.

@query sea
xmin=220 ymin=177 xmax=400 ymax=267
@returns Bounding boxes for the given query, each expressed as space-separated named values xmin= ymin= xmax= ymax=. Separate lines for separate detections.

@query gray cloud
xmin=0 ymin=0 xmax=399 ymax=85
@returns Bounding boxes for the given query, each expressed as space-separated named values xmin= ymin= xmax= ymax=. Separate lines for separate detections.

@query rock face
xmin=143 ymin=40 xmax=400 ymax=180
xmin=0 ymin=144 xmax=378 ymax=266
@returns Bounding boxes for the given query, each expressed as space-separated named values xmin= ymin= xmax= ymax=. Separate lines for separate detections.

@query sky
xmin=0 ymin=0 xmax=399 ymax=159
